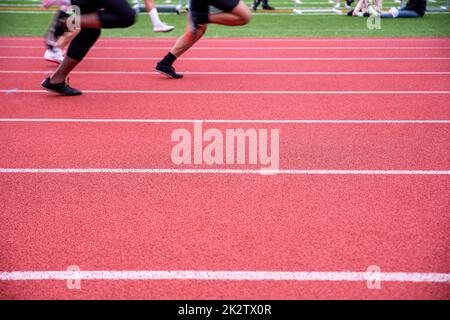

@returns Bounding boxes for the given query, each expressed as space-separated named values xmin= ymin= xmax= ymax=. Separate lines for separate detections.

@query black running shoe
xmin=262 ymin=5 xmax=275 ymax=10
xmin=41 ymin=77 xmax=82 ymax=96
xmin=155 ymin=63 xmax=183 ymax=79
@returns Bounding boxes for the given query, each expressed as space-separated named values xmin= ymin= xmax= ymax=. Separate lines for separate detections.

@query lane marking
xmin=1 ymin=90 xmax=450 ymax=94
xmin=1 ymin=270 xmax=449 ymax=283
xmin=1 ymin=37 xmax=449 ymax=43
xmin=1 ymin=56 xmax=450 ymax=61
xmin=1 ymin=70 xmax=450 ymax=76
xmin=0 ymin=119 xmax=449 ymax=124
xmin=0 ymin=168 xmax=449 ymax=175
xmin=3 ymin=45 xmax=450 ymax=50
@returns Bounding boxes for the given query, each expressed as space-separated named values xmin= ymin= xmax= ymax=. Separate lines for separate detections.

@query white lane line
xmin=1 ymin=119 xmax=449 ymax=124
xmin=1 ymin=270 xmax=449 ymax=283
xmin=3 ymin=45 xmax=450 ymax=50
xmin=0 ymin=168 xmax=449 ymax=175
xmin=1 ymin=56 xmax=450 ymax=61
xmin=2 ymin=90 xmax=450 ymax=94
xmin=1 ymin=37 xmax=449 ymax=43
xmin=2 ymin=70 xmax=450 ymax=75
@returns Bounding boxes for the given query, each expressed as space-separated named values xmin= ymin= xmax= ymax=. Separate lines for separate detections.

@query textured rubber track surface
xmin=0 ymin=37 xmax=449 ymax=299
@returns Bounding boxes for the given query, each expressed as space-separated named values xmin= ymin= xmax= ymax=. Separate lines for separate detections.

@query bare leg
xmin=49 ymin=12 xmax=102 ymax=84
xmin=50 ymin=56 xmax=79 ymax=83
xmin=156 ymin=0 xmax=251 ymax=78
xmin=171 ymin=1 xmax=251 ymax=58
xmin=170 ymin=23 xmax=207 ymax=57
xmin=78 ymin=13 xmax=102 ymax=28
xmin=209 ymin=1 xmax=252 ymax=26
xmin=144 ymin=0 xmax=155 ymax=11
xmin=56 ymin=29 xmax=79 ymax=49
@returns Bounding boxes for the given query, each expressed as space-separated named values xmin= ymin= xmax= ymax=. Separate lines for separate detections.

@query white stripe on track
xmin=2 ymin=70 xmax=450 ymax=75
xmin=2 ymin=89 xmax=450 ymax=94
xmin=3 ymin=45 xmax=450 ymax=50
xmin=1 ymin=56 xmax=450 ymax=61
xmin=0 ymin=168 xmax=449 ymax=175
xmin=1 ymin=37 xmax=449 ymax=43
xmin=1 ymin=119 xmax=449 ymax=124
xmin=1 ymin=270 xmax=449 ymax=283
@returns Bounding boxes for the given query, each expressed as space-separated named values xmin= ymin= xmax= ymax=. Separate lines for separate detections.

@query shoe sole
xmin=41 ymin=84 xmax=82 ymax=96
xmin=153 ymin=27 xmax=175 ymax=33
xmin=155 ymin=68 xmax=183 ymax=79
xmin=45 ymin=58 xmax=62 ymax=64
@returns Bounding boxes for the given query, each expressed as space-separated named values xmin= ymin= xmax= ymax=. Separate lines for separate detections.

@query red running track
xmin=0 ymin=37 xmax=449 ymax=299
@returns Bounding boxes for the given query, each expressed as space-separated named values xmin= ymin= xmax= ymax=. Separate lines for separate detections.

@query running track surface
xmin=0 ymin=37 xmax=449 ymax=300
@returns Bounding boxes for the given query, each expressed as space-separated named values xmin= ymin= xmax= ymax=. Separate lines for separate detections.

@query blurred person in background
xmin=42 ymin=1 xmax=78 ymax=63
xmin=334 ymin=0 xmax=354 ymax=9
xmin=133 ymin=0 xmax=175 ymax=32
xmin=252 ymin=0 xmax=275 ymax=10
xmin=347 ymin=0 xmax=382 ymax=16
xmin=380 ymin=0 xmax=426 ymax=17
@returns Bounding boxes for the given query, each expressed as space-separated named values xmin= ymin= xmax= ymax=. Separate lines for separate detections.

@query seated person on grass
xmin=347 ymin=0 xmax=382 ymax=16
xmin=380 ymin=0 xmax=427 ymax=18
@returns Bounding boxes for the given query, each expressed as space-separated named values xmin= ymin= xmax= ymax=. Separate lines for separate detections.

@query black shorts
xmin=190 ymin=0 xmax=240 ymax=14
xmin=71 ymin=0 xmax=130 ymax=14
xmin=70 ymin=0 xmax=134 ymax=28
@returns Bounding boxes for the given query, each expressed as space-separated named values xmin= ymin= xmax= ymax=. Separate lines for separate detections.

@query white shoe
xmin=44 ymin=48 xmax=64 ymax=64
xmin=153 ymin=23 xmax=175 ymax=33
xmin=389 ymin=7 xmax=399 ymax=17
xmin=334 ymin=4 xmax=341 ymax=9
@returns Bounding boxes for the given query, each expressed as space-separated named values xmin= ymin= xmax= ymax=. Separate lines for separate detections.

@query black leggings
xmin=67 ymin=0 xmax=135 ymax=61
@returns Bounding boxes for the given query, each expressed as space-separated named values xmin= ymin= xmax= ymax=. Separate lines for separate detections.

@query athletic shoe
xmin=155 ymin=62 xmax=183 ymax=79
xmin=344 ymin=3 xmax=352 ymax=9
xmin=389 ymin=7 xmax=399 ymax=17
xmin=44 ymin=47 xmax=64 ymax=64
xmin=262 ymin=5 xmax=275 ymax=10
xmin=153 ymin=23 xmax=175 ymax=33
xmin=334 ymin=4 xmax=341 ymax=9
xmin=41 ymin=77 xmax=82 ymax=96
xmin=41 ymin=0 xmax=70 ymax=8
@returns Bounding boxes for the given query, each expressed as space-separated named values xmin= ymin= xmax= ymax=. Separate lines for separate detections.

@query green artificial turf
xmin=0 ymin=0 xmax=449 ymax=38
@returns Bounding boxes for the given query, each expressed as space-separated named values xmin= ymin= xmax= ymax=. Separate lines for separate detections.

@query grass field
xmin=0 ymin=0 xmax=449 ymax=37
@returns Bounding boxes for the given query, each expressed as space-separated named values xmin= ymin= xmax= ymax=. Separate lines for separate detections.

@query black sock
xmin=160 ymin=52 xmax=177 ymax=66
